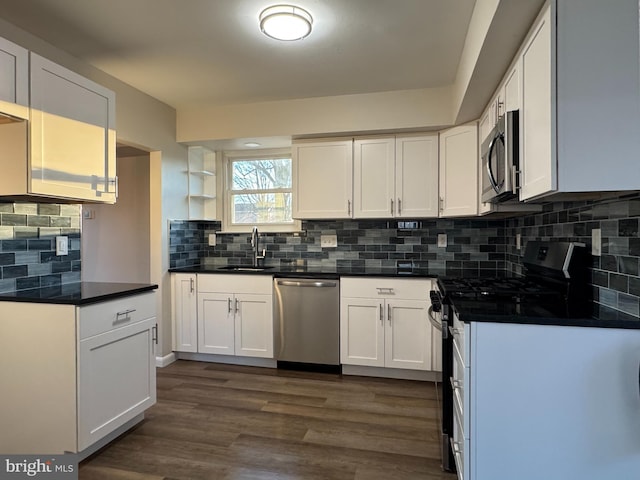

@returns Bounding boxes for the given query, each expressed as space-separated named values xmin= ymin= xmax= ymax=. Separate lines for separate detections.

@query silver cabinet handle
xmin=451 ymin=440 xmax=462 ymax=456
xmin=113 ymin=308 xmax=136 ymax=325
xmin=152 ymin=323 xmax=158 ymax=345
xmin=387 ymin=304 xmax=391 ymax=323
xmin=439 ymin=197 xmax=444 ymax=212
xmin=397 ymin=198 xmax=402 ymax=215
xmin=379 ymin=303 xmax=384 ymax=324
xmin=347 ymin=200 xmax=351 ymax=216
xmin=235 ymin=298 xmax=239 ymax=313
xmin=276 ymin=280 xmax=337 ymax=288
xmin=390 ymin=199 xmax=394 ymax=215
xmin=190 ymin=278 xmax=194 ymax=293
xmin=228 ymin=297 xmax=232 ymax=314
xmin=376 ymin=287 xmax=394 ymax=295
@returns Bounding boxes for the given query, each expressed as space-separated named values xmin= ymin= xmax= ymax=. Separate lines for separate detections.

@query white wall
xmin=177 ymin=87 xmax=454 ymax=143
xmin=82 ymin=155 xmax=151 ymax=284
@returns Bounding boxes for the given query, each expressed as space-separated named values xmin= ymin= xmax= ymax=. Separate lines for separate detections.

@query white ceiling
xmin=0 ymin=0 xmax=477 ymax=110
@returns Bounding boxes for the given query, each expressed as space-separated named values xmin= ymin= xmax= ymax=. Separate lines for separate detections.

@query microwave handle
xmin=486 ymin=131 xmax=504 ymax=194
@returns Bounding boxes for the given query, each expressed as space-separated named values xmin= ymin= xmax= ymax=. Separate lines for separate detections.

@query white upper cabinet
xmin=439 ymin=124 xmax=478 ymax=217
xmin=292 ymin=139 xmax=353 ymax=219
xmin=520 ymin=0 xmax=640 ymax=201
xmin=0 ymin=36 xmax=28 ymax=118
xmin=353 ymin=135 xmax=439 ymax=219
xmin=396 ymin=135 xmax=439 ymax=218
xmin=353 ymin=137 xmax=396 ymax=218
xmin=30 ymin=53 xmax=117 ymax=203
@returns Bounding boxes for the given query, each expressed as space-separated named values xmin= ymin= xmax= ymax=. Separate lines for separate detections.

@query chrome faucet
xmin=251 ymin=226 xmax=260 ymax=267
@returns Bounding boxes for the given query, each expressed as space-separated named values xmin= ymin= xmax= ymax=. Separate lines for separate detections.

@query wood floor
xmin=79 ymin=360 xmax=456 ymax=480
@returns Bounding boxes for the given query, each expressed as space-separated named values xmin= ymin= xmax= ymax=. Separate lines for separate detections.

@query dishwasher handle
xmin=275 ymin=279 xmax=337 ymax=288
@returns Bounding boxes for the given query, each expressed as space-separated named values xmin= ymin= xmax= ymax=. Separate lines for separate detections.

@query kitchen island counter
xmin=0 ymin=282 xmax=158 ymax=305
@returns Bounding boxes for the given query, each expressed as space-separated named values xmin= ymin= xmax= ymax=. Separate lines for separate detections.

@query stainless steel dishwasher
xmin=273 ymin=277 xmax=340 ymax=367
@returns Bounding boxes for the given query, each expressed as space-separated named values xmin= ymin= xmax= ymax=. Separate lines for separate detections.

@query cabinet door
xmin=198 ymin=292 xmax=235 ymax=355
xmin=292 ymin=140 xmax=353 ymax=219
xmin=340 ymin=297 xmax=385 ymax=367
xmin=30 ymin=53 xmax=117 ymax=203
xmin=0 ymin=36 xmax=28 ymax=115
xmin=353 ymin=138 xmax=395 ymax=218
xmin=396 ymin=135 xmax=439 ymax=218
xmin=439 ymin=124 xmax=478 ymax=217
xmin=235 ymin=294 xmax=273 ymax=358
xmin=78 ymin=317 xmax=156 ymax=451
xmin=172 ymin=274 xmax=198 ymax=353
xmin=385 ymin=299 xmax=431 ymax=370
xmin=504 ymin=62 xmax=521 ymax=113
xmin=520 ymin=7 xmax=554 ymax=201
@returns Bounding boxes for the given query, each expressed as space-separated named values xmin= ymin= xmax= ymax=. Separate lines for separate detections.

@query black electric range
xmin=432 ymin=241 xmax=590 ymax=473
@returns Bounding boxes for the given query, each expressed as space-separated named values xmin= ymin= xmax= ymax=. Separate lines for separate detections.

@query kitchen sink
xmin=217 ymin=266 xmax=274 ymax=272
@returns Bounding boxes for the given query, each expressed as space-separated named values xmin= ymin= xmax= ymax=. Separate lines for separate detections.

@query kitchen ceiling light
xmin=244 ymin=142 xmax=261 ymax=147
xmin=259 ymin=5 xmax=313 ymax=41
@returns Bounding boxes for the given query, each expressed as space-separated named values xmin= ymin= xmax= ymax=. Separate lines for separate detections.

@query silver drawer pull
xmin=113 ymin=308 xmax=136 ymax=325
xmin=376 ymin=287 xmax=394 ymax=295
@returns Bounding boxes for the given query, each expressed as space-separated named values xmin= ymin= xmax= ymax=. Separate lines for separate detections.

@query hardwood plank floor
xmin=79 ymin=361 xmax=456 ymax=480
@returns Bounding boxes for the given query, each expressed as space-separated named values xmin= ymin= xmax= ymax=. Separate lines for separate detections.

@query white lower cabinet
xmin=457 ymin=313 xmax=640 ymax=480
xmin=172 ymin=274 xmax=274 ymax=359
xmin=340 ymin=277 xmax=433 ymax=371
xmin=0 ymin=291 xmax=157 ymax=455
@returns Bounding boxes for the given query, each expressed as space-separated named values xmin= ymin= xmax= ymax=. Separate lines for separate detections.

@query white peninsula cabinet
xmin=340 ymin=277 xmax=435 ymax=376
xmin=452 ymin=312 xmax=640 ymax=480
xmin=172 ymin=274 xmax=274 ymax=359
xmin=292 ymin=139 xmax=353 ymax=219
xmin=0 ymin=290 xmax=157 ymax=457
xmin=353 ymin=135 xmax=439 ymax=218
xmin=519 ymin=0 xmax=640 ymax=201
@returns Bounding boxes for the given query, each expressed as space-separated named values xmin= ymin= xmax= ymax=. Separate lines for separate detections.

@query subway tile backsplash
xmin=170 ymin=192 xmax=640 ymax=318
xmin=0 ymin=203 xmax=81 ymax=293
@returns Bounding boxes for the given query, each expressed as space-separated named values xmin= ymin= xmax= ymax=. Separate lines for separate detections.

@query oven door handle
xmin=427 ymin=306 xmax=442 ymax=331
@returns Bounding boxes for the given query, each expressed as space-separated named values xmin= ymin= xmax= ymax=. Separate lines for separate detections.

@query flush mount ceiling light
xmin=244 ymin=142 xmax=261 ymax=147
xmin=259 ymin=4 xmax=313 ymax=41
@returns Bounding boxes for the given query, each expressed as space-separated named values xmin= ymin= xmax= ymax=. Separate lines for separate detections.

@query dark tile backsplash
xmin=0 ymin=203 xmax=81 ymax=293
xmin=169 ymin=218 xmax=508 ymax=275
xmin=506 ymin=193 xmax=640 ymax=317
xmin=170 ymin=192 xmax=640 ymax=318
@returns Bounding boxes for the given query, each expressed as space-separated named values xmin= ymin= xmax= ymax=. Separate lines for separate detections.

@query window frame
xmin=222 ymin=148 xmax=301 ymax=233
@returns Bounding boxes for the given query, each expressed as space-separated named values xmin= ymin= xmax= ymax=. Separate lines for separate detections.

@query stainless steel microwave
xmin=481 ymin=110 xmax=519 ymax=203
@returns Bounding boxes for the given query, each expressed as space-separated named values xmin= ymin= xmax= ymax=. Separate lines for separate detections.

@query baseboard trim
xmin=156 ymin=352 xmax=177 ymax=368
xmin=342 ymin=365 xmax=442 ymax=382
xmin=175 ymin=352 xmax=277 ymax=368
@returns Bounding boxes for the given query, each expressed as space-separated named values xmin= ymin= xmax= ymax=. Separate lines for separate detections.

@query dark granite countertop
xmin=169 ymin=264 xmax=437 ymax=279
xmin=0 ymin=282 xmax=158 ymax=306
xmin=451 ymin=298 xmax=640 ymax=329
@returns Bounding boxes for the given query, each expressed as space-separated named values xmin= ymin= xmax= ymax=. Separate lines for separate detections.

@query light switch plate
xmin=437 ymin=233 xmax=447 ymax=248
xmin=592 ymin=228 xmax=602 ymax=256
xmin=516 ymin=233 xmax=521 ymax=250
xmin=321 ymin=234 xmax=338 ymax=248
xmin=208 ymin=233 xmax=216 ymax=246
xmin=56 ymin=236 xmax=69 ymax=256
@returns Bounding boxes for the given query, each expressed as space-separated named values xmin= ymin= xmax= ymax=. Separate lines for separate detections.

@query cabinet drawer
xmin=341 ymin=277 xmax=432 ymax=299
xmin=197 ymin=274 xmax=272 ymax=294
xmin=79 ymin=292 xmax=156 ymax=340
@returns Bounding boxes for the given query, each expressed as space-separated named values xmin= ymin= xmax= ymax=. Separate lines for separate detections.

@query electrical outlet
xmin=437 ymin=233 xmax=447 ymax=248
xmin=320 ymin=234 xmax=338 ymax=248
xmin=208 ymin=233 xmax=216 ymax=246
xmin=592 ymin=228 xmax=602 ymax=256
xmin=82 ymin=208 xmax=95 ymax=220
xmin=56 ymin=236 xmax=68 ymax=256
